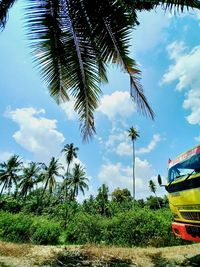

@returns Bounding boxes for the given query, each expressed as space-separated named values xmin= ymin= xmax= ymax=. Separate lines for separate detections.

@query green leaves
xmin=1 ymin=0 xmax=200 ymax=140
xmin=25 ymin=0 xmax=154 ymax=140
xmin=0 ymin=0 xmax=16 ymax=30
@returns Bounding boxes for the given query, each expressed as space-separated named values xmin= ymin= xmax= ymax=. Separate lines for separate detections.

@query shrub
xmin=0 ymin=212 xmax=62 ymax=245
xmin=64 ymin=208 xmax=189 ymax=247
xmin=65 ymin=213 xmax=103 ymax=244
xmin=0 ymin=196 xmax=23 ymax=213
xmin=30 ymin=217 xmax=61 ymax=245
xmin=0 ymin=212 xmax=32 ymax=243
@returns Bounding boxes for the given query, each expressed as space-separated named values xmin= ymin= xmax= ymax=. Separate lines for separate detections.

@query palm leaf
xmin=157 ymin=0 xmax=200 ymax=12
xmin=0 ymin=0 xmax=16 ymax=30
xmin=25 ymin=0 xmax=70 ymax=104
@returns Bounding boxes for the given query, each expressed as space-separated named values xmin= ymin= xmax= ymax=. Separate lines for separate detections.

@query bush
xmin=0 ymin=196 xmax=23 ymax=213
xmin=0 ymin=212 xmax=32 ymax=243
xmin=30 ymin=217 xmax=61 ymax=245
xmin=65 ymin=213 xmax=103 ymax=244
xmin=65 ymin=208 xmax=189 ymax=247
xmin=0 ymin=212 xmax=62 ymax=245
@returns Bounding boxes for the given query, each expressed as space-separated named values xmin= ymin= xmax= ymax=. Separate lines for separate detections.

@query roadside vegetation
xmin=0 ymin=143 xmax=190 ymax=248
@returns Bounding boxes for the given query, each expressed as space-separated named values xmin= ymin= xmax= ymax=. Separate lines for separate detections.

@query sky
xmin=0 ymin=2 xmax=200 ymax=200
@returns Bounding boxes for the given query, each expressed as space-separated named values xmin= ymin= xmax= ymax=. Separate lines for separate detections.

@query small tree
xmin=67 ymin=163 xmax=89 ymax=200
xmin=96 ymin=184 xmax=110 ymax=216
xmin=61 ymin=143 xmax=79 ymax=199
xmin=111 ymin=188 xmax=132 ymax=203
xmin=0 ymin=155 xmax=23 ymax=197
xmin=149 ymin=179 xmax=161 ymax=209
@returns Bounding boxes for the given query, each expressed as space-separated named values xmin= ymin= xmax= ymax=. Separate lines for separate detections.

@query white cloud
xmin=105 ymin=131 xmax=127 ymax=148
xmin=133 ymin=9 xmax=171 ymax=53
xmin=162 ymin=43 xmax=200 ymax=125
xmin=60 ymin=98 xmax=78 ymax=121
xmin=105 ymin=130 xmax=161 ymax=157
xmin=0 ymin=151 xmax=13 ymax=162
xmin=97 ymin=91 xmax=136 ymax=120
xmin=136 ymin=134 xmax=161 ymax=155
xmin=166 ymin=41 xmax=187 ymax=61
xmin=183 ymin=89 xmax=200 ymax=125
xmin=195 ymin=135 xmax=200 ymax=142
xmin=116 ymin=142 xmax=132 ymax=156
xmin=5 ymin=107 xmax=65 ymax=162
xmin=98 ymin=157 xmax=165 ymax=199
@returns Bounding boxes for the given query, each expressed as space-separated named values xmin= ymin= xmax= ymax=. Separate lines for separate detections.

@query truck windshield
xmin=168 ymin=153 xmax=200 ymax=182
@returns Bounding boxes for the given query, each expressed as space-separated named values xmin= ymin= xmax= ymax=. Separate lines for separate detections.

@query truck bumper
xmin=172 ymin=222 xmax=200 ymax=242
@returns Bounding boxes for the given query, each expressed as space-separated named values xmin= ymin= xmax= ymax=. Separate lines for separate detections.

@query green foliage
xmin=111 ymin=188 xmax=132 ymax=203
xmin=65 ymin=213 xmax=103 ymax=244
xmin=65 ymin=208 xmax=188 ymax=247
xmin=96 ymin=184 xmax=110 ymax=216
xmin=0 ymin=196 xmax=23 ymax=213
xmin=30 ymin=217 xmax=61 ymax=245
xmin=146 ymin=196 xmax=165 ymax=209
xmin=0 ymin=212 xmax=32 ymax=243
xmin=0 ymin=212 xmax=62 ymax=245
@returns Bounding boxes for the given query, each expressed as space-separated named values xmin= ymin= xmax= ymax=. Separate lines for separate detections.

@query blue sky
xmin=0 ymin=2 xmax=200 ymax=199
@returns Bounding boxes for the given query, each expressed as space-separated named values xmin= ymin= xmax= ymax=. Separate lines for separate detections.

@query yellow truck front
xmin=158 ymin=145 xmax=200 ymax=242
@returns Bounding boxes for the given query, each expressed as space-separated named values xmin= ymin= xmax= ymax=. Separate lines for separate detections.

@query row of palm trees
xmin=0 ymin=144 xmax=89 ymax=201
xmin=0 ymin=127 xmax=140 ymax=202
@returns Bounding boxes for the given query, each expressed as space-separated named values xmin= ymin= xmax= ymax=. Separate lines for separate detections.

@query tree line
xmin=0 ymin=143 xmax=89 ymax=203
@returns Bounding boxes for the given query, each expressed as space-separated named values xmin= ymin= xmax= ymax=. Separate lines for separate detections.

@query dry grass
xmin=0 ymin=241 xmax=200 ymax=266
xmin=0 ymin=241 xmax=31 ymax=257
xmin=81 ymin=243 xmax=200 ymax=266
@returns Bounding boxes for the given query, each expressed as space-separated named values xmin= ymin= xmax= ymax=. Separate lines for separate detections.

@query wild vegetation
xmin=0 ymin=143 xmax=190 ymax=248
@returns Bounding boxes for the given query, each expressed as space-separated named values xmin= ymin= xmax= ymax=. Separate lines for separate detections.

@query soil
xmin=0 ymin=241 xmax=200 ymax=267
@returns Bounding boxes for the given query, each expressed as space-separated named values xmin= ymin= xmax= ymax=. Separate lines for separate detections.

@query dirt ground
xmin=0 ymin=241 xmax=200 ymax=267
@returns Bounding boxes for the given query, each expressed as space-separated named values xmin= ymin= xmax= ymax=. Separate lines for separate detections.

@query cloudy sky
xmin=0 ymin=2 xmax=200 ymax=199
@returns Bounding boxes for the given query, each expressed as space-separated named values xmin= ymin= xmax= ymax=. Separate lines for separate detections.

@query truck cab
xmin=159 ymin=145 xmax=200 ymax=242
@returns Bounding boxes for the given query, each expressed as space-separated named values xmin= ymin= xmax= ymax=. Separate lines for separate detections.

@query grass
xmin=0 ymin=241 xmax=200 ymax=266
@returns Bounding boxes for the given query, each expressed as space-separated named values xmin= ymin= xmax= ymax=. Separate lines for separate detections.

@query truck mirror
xmin=158 ymin=174 xmax=162 ymax=186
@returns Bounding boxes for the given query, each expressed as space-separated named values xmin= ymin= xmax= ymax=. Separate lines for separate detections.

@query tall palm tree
xmin=149 ymin=179 xmax=161 ymax=209
xmin=61 ymin=143 xmax=79 ymax=177
xmin=40 ymin=157 xmax=64 ymax=199
xmin=18 ymin=162 xmax=41 ymax=200
xmin=1 ymin=1 xmax=199 ymax=140
xmin=67 ymin=163 xmax=89 ymax=200
xmin=61 ymin=143 xmax=79 ymax=199
xmin=0 ymin=155 xmax=23 ymax=196
xmin=128 ymin=127 xmax=139 ymax=202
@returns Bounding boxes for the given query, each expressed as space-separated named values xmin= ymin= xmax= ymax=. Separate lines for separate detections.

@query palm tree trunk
xmin=132 ymin=141 xmax=135 ymax=204
xmin=65 ymin=164 xmax=70 ymax=200
xmin=154 ymin=192 xmax=161 ymax=209
xmin=0 ymin=182 xmax=6 ymax=197
xmin=40 ymin=177 xmax=49 ymax=202
xmin=73 ymin=186 xmax=76 ymax=201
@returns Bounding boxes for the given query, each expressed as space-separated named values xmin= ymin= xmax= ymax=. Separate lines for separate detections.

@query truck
xmin=158 ymin=144 xmax=200 ymax=242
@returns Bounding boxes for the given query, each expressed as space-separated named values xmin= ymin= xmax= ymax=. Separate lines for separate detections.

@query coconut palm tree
xmin=40 ymin=157 xmax=64 ymax=199
xmin=61 ymin=143 xmax=79 ymax=199
xmin=128 ymin=127 xmax=139 ymax=202
xmin=149 ymin=179 xmax=161 ymax=209
xmin=0 ymin=155 xmax=23 ymax=196
xmin=1 ymin=1 xmax=199 ymax=140
xmin=67 ymin=163 xmax=89 ymax=200
xmin=18 ymin=162 xmax=41 ymax=200
xmin=61 ymin=143 xmax=79 ymax=177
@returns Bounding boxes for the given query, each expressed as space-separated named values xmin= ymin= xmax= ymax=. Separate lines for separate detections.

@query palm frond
xmin=25 ymin=0 xmax=70 ymax=104
xmin=132 ymin=0 xmax=200 ymax=13
xmin=157 ymin=0 xmax=200 ymax=12
xmin=76 ymin=0 xmax=154 ymax=118
xmin=0 ymin=0 xmax=16 ymax=30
